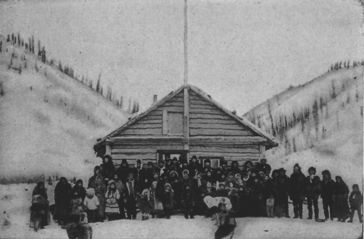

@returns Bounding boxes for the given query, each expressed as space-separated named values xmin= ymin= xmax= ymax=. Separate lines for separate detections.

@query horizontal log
xmin=190 ymin=129 xmax=254 ymax=136
xmin=111 ymin=148 xmax=157 ymax=154
xmin=189 ymin=145 xmax=259 ymax=153
xmin=111 ymin=153 xmax=157 ymax=160
xmin=126 ymin=124 xmax=162 ymax=130
xmin=189 ymin=118 xmax=239 ymax=125
xmin=189 ymin=114 xmax=233 ymax=120
xmin=158 ymin=106 xmax=184 ymax=112
xmin=189 ymin=123 xmax=248 ymax=130
xmin=190 ymin=151 xmax=260 ymax=158
xmin=121 ymin=128 xmax=162 ymax=135
xmin=134 ymin=119 xmax=161 ymax=124
xmin=189 ymin=136 xmax=268 ymax=144
xmin=112 ymin=144 xmax=185 ymax=150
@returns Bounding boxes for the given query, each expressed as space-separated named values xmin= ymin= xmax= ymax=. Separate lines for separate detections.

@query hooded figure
xmin=116 ymin=159 xmax=130 ymax=183
xmin=321 ymin=170 xmax=336 ymax=220
xmin=54 ymin=177 xmax=72 ymax=224
xmin=72 ymin=179 xmax=86 ymax=201
xmin=101 ymin=155 xmax=115 ymax=181
xmin=305 ymin=167 xmax=321 ymax=220
xmin=161 ymin=182 xmax=174 ymax=218
xmin=289 ymin=163 xmax=306 ymax=219
xmin=334 ymin=176 xmax=349 ymax=222
xmin=88 ymin=166 xmax=106 ymax=221
xmin=31 ymin=182 xmax=50 ymax=230
xmin=104 ymin=180 xmax=120 ymax=221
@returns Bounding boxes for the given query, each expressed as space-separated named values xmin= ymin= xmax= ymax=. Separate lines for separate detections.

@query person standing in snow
xmin=348 ymin=184 xmax=363 ymax=223
xmin=305 ymin=167 xmax=321 ymax=220
xmin=70 ymin=191 xmax=84 ymax=222
xmin=334 ymin=176 xmax=350 ymax=222
xmin=88 ymin=166 xmax=106 ymax=221
xmin=181 ymin=183 xmax=195 ymax=219
xmin=150 ymin=180 xmax=164 ymax=218
xmin=161 ymin=182 xmax=174 ymax=219
xmin=125 ymin=173 xmax=138 ymax=219
xmin=138 ymin=188 xmax=153 ymax=220
xmin=289 ymin=164 xmax=306 ymax=219
xmin=321 ymin=170 xmax=336 ymax=221
xmin=104 ymin=180 xmax=120 ymax=221
xmin=54 ymin=177 xmax=73 ymax=225
xmin=274 ymin=168 xmax=290 ymax=218
xmin=83 ymin=188 xmax=99 ymax=223
xmin=112 ymin=173 xmax=126 ymax=219
xmin=31 ymin=182 xmax=50 ymax=229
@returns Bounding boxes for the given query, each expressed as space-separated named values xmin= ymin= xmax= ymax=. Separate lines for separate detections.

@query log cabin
xmin=94 ymin=84 xmax=278 ymax=168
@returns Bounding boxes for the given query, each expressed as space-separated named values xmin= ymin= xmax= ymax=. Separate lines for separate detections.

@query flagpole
xmin=183 ymin=0 xmax=188 ymax=86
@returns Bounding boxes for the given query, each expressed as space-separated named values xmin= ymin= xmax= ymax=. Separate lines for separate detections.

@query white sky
xmin=0 ymin=0 xmax=363 ymax=114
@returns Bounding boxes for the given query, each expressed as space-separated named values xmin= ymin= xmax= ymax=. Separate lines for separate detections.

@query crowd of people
xmin=31 ymin=155 xmax=363 ymax=229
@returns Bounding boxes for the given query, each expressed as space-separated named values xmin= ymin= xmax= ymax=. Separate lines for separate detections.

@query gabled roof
xmin=95 ymin=84 xmax=278 ymax=149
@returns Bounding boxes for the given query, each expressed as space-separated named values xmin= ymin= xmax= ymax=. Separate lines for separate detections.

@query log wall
xmin=189 ymin=91 xmax=255 ymax=137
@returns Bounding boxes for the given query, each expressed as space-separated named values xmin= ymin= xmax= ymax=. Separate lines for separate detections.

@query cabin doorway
xmin=157 ymin=150 xmax=188 ymax=163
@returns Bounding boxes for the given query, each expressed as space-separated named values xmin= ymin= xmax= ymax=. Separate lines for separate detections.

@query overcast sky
xmin=0 ymin=0 xmax=363 ymax=114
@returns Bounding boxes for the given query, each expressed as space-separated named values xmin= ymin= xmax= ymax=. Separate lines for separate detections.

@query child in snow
xmin=161 ymin=183 xmax=174 ymax=219
xmin=150 ymin=180 xmax=164 ymax=218
xmin=348 ymin=184 xmax=363 ymax=223
xmin=84 ymin=188 xmax=99 ymax=223
xmin=266 ymin=193 xmax=275 ymax=218
xmin=70 ymin=191 xmax=84 ymax=223
xmin=181 ymin=184 xmax=195 ymax=219
xmin=138 ymin=188 xmax=153 ymax=220
xmin=214 ymin=202 xmax=236 ymax=239
xmin=104 ymin=180 xmax=120 ymax=221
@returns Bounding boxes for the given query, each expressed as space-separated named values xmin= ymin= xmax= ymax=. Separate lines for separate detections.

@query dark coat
xmin=349 ymin=191 xmax=363 ymax=208
xmin=72 ymin=185 xmax=86 ymax=201
xmin=116 ymin=165 xmax=130 ymax=183
xmin=321 ymin=179 xmax=336 ymax=201
xmin=289 ymin=171 xmax=306 ymax=198
xmin=305 ymin=176 xmax=321 ymax=198
xmin=101 ymin=162 xmax=115 ymax=180
xmin=55 ymin=180 xmax=72 ymax=208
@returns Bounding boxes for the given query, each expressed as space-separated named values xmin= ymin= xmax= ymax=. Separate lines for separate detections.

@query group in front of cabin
xmin=31 ymin=154 xmax=363 ymax=234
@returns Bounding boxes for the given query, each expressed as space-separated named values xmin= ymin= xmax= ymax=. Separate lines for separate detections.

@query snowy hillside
xmin=0 ymin=37 xmax=129 ymax=180
xmin=244 ymin=66 xmax=363 ymax=187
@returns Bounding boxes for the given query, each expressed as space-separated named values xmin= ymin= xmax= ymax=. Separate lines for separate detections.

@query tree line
xmin=4 ymin=32 xmax=140 ymax=114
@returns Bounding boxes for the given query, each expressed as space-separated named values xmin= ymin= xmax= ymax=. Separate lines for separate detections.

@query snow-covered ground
xmin=0 ymin=184 xmax=362 ymax=239
xmin=0 ymin=40 xmax=129 ymax=180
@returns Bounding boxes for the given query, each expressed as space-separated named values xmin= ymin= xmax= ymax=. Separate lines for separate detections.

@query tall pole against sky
xmin=183 ymin=0 xmax=188 ymax=86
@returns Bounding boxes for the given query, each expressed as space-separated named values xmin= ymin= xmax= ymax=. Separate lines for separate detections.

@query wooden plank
xmin=120 ymin=128 xmax=162 ymax=136
xmin=127 ymin=124 xmax=162 ymax=130
xmin=190 ymin=151 xmax=260 ymax=158
xmin=111 ymin=148 xmax=156 ymax=154
xmin=190 ymin=128 xmax=254 ymax=136
xmin=189 ymin=123 xmax=248 ymax=130
xmin=190 ymin=114 xmax=233 ymax=120
xmin=189 ymin=146 xmax=259 ymax=153
xmin=189 ymin=136 xmax=267 ymax=144
xmin=112 ymin=153 xmax=157 ymax=160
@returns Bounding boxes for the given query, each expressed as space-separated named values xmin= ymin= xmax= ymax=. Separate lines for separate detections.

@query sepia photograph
xmin=0 ymin=0 xmax=363 ymax=238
